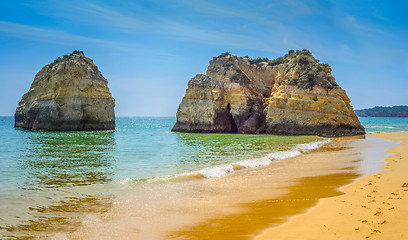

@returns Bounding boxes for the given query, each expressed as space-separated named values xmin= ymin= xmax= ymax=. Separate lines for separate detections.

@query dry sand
xmin=255 ymin=132 xmax=408 ymax=240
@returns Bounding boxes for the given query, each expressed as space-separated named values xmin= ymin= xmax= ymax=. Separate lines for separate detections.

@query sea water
xmin=359 ymin=117 xmax=408 ymax=132
xmin=0 ymin=116 xmax=406 ymax=238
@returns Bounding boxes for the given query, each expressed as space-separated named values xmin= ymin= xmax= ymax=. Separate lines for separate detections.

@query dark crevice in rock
xmin=172 ymin=50 xmax=365 ymax=136
xmin=245 ymin=104 xmax=254 ymax=121
xmin=226 ymin=103 xmax=238 ymax=133
xmin=212 ymin=103 xmax=238 ymax=133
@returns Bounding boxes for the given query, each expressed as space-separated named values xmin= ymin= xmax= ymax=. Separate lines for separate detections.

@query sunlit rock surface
xmin=15 ymin=50 xmax=115 ymax=131
xmin=172 ymin=50 xmax=365 ymax=137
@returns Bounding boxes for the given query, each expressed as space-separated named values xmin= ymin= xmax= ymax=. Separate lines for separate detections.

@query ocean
xmin=358 ymin=117 xmax=408 ymax=132
xmin=0 ymin=116 xmax=406 ymax=239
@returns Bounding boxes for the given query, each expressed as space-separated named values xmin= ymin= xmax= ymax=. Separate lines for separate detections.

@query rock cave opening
xmin=226 ymin=103 xmax=238 ymax=133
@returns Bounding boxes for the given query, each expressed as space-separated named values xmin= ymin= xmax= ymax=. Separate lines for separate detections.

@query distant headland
xmin=172 ymin=50 xmax=365 ymax=137
xmin=356 ymin=106 xmax=408 ymax=117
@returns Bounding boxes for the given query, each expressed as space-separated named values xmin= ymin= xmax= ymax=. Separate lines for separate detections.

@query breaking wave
xmin=119 ymin=139 xmax=331 ymax=184
xmin=365 ymin=126 xmax=396 ymax=129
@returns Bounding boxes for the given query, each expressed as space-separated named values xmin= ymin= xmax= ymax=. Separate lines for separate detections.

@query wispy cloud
xmin=0 ymin=20 xmax=110 ymax=44
xmin=13 ymin=1 xmax=308 ymax=54
xmin=48 ymin=2 xmax=281 ymax=53
xmin=4 ymin=0 xmax=392 ymax=59
xmin=173 ymin=0 xmax=282 ymax=27
xmin=158 ymin=19 xmax=278 ymax=52
xmin=342 ymin=15 xmax=385 ymax=35
xmin=0 ymin=20 xmax=175 ymax=56
xmin=80 ymin=3 xmax=149 ymax=32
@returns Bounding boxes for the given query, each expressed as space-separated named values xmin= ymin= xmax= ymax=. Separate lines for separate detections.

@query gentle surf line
xmin=118 ymin=139 xmax=331 ymax=184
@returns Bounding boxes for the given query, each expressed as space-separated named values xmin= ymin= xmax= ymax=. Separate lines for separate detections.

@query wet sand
xmin=255 ymin=132 xmax=408 ymax=240
xmin=65 ymin=135 xmax=394 ymax=240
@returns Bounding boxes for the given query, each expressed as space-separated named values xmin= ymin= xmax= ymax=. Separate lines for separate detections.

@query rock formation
xmin=172 ymin=50 xmax=365 ymax=137
xmin=15 ymin=50 xmax=115 ymax=131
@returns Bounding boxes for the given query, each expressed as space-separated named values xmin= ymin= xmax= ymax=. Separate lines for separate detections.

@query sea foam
xmin=188 ymin=139 xmax=331 ymax=178
xmin=119 ymin=139 xmax=331 ymax=184
xmin=366 ymin=126 xmax=396 ymax=129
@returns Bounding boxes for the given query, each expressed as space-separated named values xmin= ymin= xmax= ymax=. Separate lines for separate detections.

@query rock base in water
xmin=172 ymin=50 xmax=365 ymax=137
xmin=15 ymin=50 xmax=115 ymax=131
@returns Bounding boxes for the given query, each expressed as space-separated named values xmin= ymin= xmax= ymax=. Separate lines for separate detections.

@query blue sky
xmin=0 ymin=0 xmax=407 ymax=116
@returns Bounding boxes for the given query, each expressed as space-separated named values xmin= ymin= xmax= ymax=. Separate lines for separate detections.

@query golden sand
xmin=67 ymin=134 xmax=401 ymax=240
xmin=255 ymin=132 xmax=408 ymax=240
xmin=168 ymin=172 xmax=359 ymax=240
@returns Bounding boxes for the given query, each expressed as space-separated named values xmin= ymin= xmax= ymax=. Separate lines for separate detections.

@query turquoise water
xmin=0 ymin=116 xmax=323 ymax=238
xmin=359 ymin=117 xmax=408 ymax=132
xmin=0 ymin=116 xmax=407 ymax=238
xmin=0 ymin=117 xmax=317 ymax=186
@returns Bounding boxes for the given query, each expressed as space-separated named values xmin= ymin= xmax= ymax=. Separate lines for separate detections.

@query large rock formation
xmin=15 ymin=50 xmax=115 ymax=131
xmin=172 ymin=50 xmax=365 ymax=137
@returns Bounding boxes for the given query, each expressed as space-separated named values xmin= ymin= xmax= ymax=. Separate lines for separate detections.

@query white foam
xmin=235 ymin=156 xmax=272 ymax=168
xmin=366 ymin=126 xmax=395 ymax=129
xmin=267 ymin=150 xmax=302 ymax=160
xmin=118 ymin=139 xmax=332 ymax=183
xmin=189 ymin=139 xmax=331 ymax=179
xmin=118 ymin=175 xmax=174 ymax=185
xmin=296 ymin=139 xmax=331 ymax=152
xmin=118 ymin=178 xmax=133 ymax=184
xmin=194 ymin=164 xmax=234 ymax=178
xmin=234 ymin=139 xmax=331 ymax=170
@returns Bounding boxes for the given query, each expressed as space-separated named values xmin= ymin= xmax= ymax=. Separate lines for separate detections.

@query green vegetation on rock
xmin=172 ymin=49 xmax=365 ymax=137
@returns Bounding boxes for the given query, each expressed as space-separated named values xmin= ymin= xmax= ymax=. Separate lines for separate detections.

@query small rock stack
xmin=15 ymin=50 xmax=115 ymax=131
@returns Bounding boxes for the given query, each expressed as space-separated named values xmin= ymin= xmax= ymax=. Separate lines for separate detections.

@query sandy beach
xmin=62 ymin=133 xmax=401 ymax=240
xmin=256 ymin=132 xmax=408 ymax=240
xmin=2 ymin=1 xmax=407 ymax=239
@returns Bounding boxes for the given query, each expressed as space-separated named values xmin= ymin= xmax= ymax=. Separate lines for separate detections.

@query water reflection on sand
xmin=1 ymin=130 xmax=116 ymax=239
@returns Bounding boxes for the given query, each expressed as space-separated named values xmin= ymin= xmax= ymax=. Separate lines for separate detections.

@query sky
xmin=0 ymin=0 xmax=407 ymax=116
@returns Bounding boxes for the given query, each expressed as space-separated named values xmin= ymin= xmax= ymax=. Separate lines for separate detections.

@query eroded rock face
xmin=172 ymin=50 xmax=365 ymax=137
xmin=15 ymin=50 xmax=115 ymax=131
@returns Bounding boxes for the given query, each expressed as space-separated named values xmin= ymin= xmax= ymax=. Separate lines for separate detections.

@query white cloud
xmin=0 ymin=20 xmax=110 ymax=44
xmin=152 ymin=18 xmax=277 ymax=52
xmin=47 ymin=2 xmax=281 ymax=53
xmin=173 ymin=0 xmax=281 ymax=26
xmin=342 ymin=15 xmax=384 ymax=35
xmin=0 ymin=20 xmax=175 ymax=56
xmin=81 ymin=3 xmax=149 ymax=32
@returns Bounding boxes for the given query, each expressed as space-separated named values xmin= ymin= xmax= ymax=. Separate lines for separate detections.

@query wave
xmin=191 ymin=139 xmax=331 ymax=178
xmin=118 ymin=139 xmax=331 ymax=185
xmin=365 ymin=126 xmax=396 ymax=129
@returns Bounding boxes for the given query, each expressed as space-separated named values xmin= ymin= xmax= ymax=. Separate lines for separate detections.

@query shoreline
xmin=66 ymin=134 xmax=393 ymax=240
xmin=255 ymin=132 xmax=408 ymax=240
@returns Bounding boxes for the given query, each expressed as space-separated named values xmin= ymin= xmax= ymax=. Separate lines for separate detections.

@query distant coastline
xmin=356 ymin=106 xmax=408 ymax=117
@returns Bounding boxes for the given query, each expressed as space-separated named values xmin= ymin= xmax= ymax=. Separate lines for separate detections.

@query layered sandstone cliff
xmin=172 ymin=50 xmax=365 ymax=137
xmin=15 ymin=50 xmax=115 ymax=131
